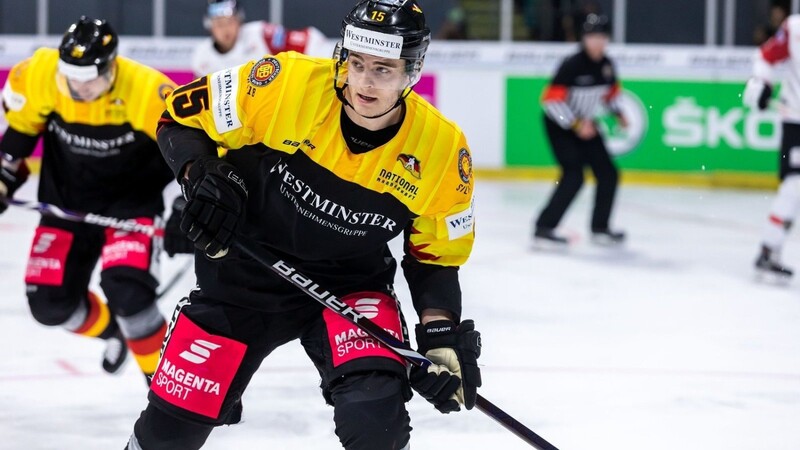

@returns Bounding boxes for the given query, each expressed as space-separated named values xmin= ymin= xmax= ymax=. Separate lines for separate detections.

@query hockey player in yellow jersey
xmin=127 ymin=1 xmax=481 ymax=449
xmin=0 ymin=18 xmax=176 ymax=381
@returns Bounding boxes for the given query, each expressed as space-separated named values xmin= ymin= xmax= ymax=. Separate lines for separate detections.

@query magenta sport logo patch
xmin=323 ymin=292 xmax=404 ymax=368
xmin=151 ymin=315 xmax=247 ymax=419
xmin=179 ymin=339 xmax=222 ymax=364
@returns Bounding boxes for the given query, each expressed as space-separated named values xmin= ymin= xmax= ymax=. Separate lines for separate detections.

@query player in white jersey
xmin=191 ymin=0 xmax=331 ymax=77
xmin=743 ymin=14 xmax=800 ymax=279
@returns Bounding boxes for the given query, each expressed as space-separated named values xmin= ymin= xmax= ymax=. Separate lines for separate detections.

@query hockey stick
xmin=1 ymin=197 xmax=164 ymax=237
xmin=3 ymin=196 xmax=193 ymax=301
xmin=155 ymin=257 xmax=194 ymax=301
xmin=233 ymin=237 xmax=559 ymax=450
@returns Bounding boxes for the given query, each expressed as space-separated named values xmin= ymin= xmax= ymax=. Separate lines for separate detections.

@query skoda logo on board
xmin=597 ymin=89 xmax=648 ymax=156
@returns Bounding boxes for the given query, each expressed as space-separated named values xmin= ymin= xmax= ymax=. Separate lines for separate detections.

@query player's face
xmin=56 ymin=64 xmax=116 ymax=102
xmin=210 ymin=16 xmax=241 ymax=52
xmin=68 ymin=75 xmax=112 ymax=101
xmin=344 ymin=52 xmax=409 ymax=118
xmin=583 ymin=33 xmax=609 ymax=61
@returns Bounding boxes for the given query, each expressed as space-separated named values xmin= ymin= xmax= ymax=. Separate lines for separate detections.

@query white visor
xmin=58 ymin=60 xmax=100 ymax=82
xmin=208 ymin=1 xmax=237 ymax=18
xmin=343 ymin=25 xmax=403 ymax=59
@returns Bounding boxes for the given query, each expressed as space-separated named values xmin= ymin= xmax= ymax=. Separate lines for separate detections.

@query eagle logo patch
xmin=397 ymin=154 xmax=422 ymax=179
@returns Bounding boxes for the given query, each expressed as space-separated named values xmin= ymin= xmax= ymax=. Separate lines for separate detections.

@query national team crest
xmin=397 ymin=154 xmax=422 ymax=179
xmin=248 ymin=57 xmax=281 ymax=87
xmin=458 ymin=148 xmax=472 ymax=183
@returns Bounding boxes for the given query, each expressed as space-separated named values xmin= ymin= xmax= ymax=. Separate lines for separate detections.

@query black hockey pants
xmin=536 ymin=116 xmax=619 ymax=231
xmin=130 ymin=371 xmax=410 ymax=450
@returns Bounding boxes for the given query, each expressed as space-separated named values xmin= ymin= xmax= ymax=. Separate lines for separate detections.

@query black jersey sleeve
xmin=0 ymin=127 xmax=40 ymax=160
xmin=401 ymin=256 xmax=462 ymax=322
xmin=157 ymin=111 xmax=219 ymax=179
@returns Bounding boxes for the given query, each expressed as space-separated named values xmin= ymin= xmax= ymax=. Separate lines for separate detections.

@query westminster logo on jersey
xmin=397 ymin=154 xmax=421 ymax=179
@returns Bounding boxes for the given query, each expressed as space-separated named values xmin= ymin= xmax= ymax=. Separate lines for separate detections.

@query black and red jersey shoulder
xmin=542 ymin=49 xmax=622 ymax=129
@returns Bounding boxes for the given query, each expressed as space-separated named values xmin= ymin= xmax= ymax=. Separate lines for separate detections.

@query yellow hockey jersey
xmin=0 ymin=48 xmax=176 ymax=217
xmin=161 ymin=51 xmax=475 ymax=313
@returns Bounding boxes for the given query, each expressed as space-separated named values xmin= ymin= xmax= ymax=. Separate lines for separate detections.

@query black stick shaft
xmin=3 ymin=197 xmax=163 ymax=237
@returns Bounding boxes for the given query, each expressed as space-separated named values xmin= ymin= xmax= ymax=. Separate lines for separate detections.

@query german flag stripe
xmin=74 ymin=292 xmax=110 ymax=337
xmin=127 ymin=322 xmax=167 ymax=356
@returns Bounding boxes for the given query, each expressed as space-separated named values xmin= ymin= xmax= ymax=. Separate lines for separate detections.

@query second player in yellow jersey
xmin=0 ymin=17 xmax=177 ymax=386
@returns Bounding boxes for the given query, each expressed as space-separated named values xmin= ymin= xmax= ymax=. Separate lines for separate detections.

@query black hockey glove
xmin=179 ymin=157 xmax=247 ymax=259
xmin=744 ymin=78 xmax=773 ymax=111
xmin=0 ymin=159 xmax=30 ymax=214
xmin=758 ymin=83 xmax=773 ymax=110
xmin=163 ymin=196 xmax=195 ymax=257
xmin=410 ymin=319 xmax=482 ymax=414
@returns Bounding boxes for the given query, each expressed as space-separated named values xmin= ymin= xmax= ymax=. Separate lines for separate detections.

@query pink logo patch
xmin=323 ymin=292 xmax=404 ymax=367
xmin=101 ymin=218 xmax=153 ymax=270
xmin=150 ymin=315 xmax=247 ymax=419
xmin=25 ymin=227 xmax=73 ymax=286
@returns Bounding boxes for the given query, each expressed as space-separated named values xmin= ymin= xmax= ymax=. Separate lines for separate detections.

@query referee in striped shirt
xmin=534 ymin=13 xmax=627 ymax=246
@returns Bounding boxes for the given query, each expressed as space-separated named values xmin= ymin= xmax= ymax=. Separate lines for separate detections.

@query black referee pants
xmin=535 ymin=117 xmax=619 ymax=231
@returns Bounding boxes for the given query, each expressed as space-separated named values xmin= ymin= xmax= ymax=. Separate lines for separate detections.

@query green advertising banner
xmin=506 ymin=78 xmax=782 ymax=177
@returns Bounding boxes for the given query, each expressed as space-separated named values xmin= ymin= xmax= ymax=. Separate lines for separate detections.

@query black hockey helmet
xmin=58 ymin=16 xmax=118 ymax=80
xmin=582 ymin=13 xmax=610 ymax=36
xmin=339 ymin=0 xmax=431 ymax=63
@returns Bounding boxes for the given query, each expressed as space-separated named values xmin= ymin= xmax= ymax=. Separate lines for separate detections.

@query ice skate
xmin=591 ymin=228 xmax=626 ymax=246
xmin=754 ymin=246 xmax=793 ymax=282
xmin=533 ymin=227 xmax=570 ymax=250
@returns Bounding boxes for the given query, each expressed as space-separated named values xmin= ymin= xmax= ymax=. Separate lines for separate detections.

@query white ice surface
xmin=1 ymin=177 xmax=799 ymax=449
